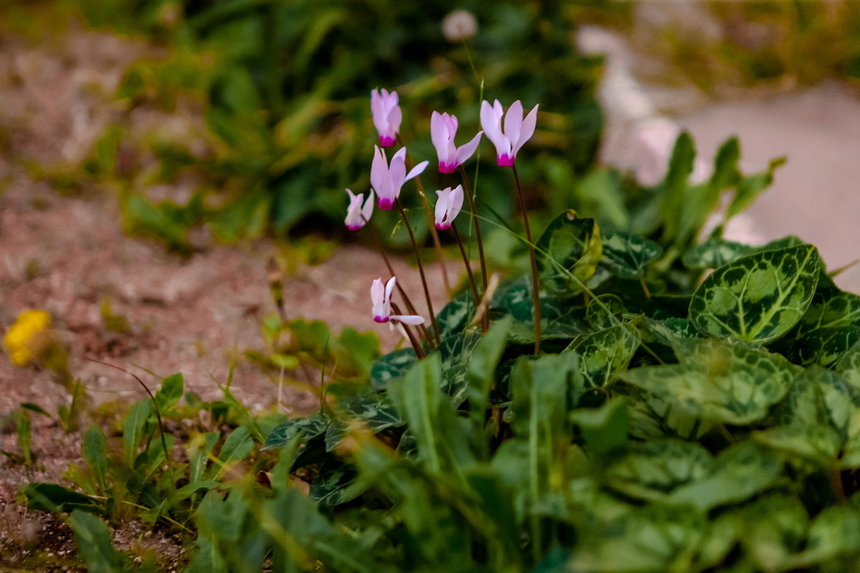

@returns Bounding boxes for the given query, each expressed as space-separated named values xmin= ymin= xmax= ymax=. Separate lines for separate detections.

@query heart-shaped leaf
xmin=689 ymin=245 xmax=821 ymax=343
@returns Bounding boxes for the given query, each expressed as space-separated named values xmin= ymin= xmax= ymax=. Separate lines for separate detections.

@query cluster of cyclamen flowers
xmin=349 ymin=89 xmax=539 ymax=346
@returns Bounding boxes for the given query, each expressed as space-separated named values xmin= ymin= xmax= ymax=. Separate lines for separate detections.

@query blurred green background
xmin=3 ymin=0 xmax=860 ymax=252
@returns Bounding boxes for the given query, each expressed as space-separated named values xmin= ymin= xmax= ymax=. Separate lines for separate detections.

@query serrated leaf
xmin=370 ymin=347 xmax=417 ymax=390
xmin=536 ymin=212 xmax=602 ymax=295
xmin=667 ymin=442 xmax=783 ymax=510
xmin=599 ymin=231 xmax=662 ymax=279
xmin=689 ymin=245 xmax=821 ymax=343
xmin=619 ymin=338 xmax=797 ymax=425
xmin=569 ymin=325 xmax=640 ymax=389
xmin=603 ymin=439 xmax=712 ymax=501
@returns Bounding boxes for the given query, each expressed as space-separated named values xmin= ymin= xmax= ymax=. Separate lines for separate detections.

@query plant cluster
xmin=14 ymin=88 xmax=860 ymax=571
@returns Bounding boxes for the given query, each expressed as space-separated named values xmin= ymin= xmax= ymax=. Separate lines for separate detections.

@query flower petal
xmin=513 ymin=104 xmax=538 ymax=155
xmin=406 ymin=160 xmax=429 ymax=181
xmin=453 ymin=131 xmax=483 ymax=167
xmin=503 ymin=100 xmax=524 ymax=149
xmin=392 ymin=314 xmax=425 ymax=325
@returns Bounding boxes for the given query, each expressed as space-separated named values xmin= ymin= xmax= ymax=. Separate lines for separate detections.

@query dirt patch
xmin=0 ymin=25 xmax=450 ymax=568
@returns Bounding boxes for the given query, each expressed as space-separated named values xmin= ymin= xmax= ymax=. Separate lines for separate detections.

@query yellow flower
xmin=4 ymin=310 xmax=53 ymax=367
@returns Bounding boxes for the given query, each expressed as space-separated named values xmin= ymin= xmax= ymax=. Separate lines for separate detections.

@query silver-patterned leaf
xmin=689 ymin=245 xmax=821 ymax=343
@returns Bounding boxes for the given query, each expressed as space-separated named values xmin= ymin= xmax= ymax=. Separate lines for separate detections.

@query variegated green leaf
xmin=434 ymin=289 xmax=475 ymax=339
xmin=738 ymin=494 xmax=808 ymax=570
xmin=836 ymin=342 xmax=860 ymax=393
xmin=752 ymin=424 xmax=841 ymax=467
xmin=324 ymin=394 xmax=403 ymax=452
xmin=791 ymin=326 xmax=860 ymax=368
xmin=599 ymin=231 xmax=662 ymax=279
xmin=619 ymin=338 xmax=797 ymax=425
xmin=667 ymin=443 xmax=783 ymax=510
xmin=689 ymin=245 xmax=821 ymax=343
xmin=790 ymin=505 xmax=860 ymax=566
xmin=309 ymin=460 xmax=362 ymax=506
xmin=683 ymin=236 xmax=804 ymax=270
xmin=437 ymin=332 xmax=482 ymax=406
xmin=683 ymin=237 xmax=756 ymax=270
xmin=262 ymin=412 xmax=328 ymax=451
xmin=798 ymin=290 xmax=860 ymax=333
xmin=535 ymin=212 xmax=602 ymax=295
xmin=603 ymin=439 xmax=712 ymax=501
xmin=567 ymin=505 xmax=706 ymax=572
xmin=586 ymin=294 xmax=626 ymax=330
xmin=569 ymin=325 xmax=640 ymax=388
xmin=370 ymin=347 xmax=417 ymax=390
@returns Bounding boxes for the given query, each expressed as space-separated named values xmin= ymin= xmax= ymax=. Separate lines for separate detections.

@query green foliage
xmin=221 ymin=129 xmax=860 ymax=572
xmin=60 ymin=0 xmax=604 ymax=247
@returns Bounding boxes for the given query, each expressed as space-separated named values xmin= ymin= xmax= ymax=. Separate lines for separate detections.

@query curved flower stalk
xmin=430 ymin=112 xmax=483 ymax=173
xmin=480 ymin=99 xmax=538 ymax=166
xmin=371 ymin=277 xmax=425 ymax=325
xmin=344 ymin=189 xmax=374 ymax=230
xmin=370 ymin=146 xmax=428 ymax=210
xmin=371 ymin=89 xmax=402 ymax=147
xmin=434 ymin=185 xmax=464 ymax=230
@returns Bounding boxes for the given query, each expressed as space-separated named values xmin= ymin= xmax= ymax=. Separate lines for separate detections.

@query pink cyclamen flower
xmin=479 ymin=99 xmax=538 ymax=167
xmin=370 ymin=146 xmax=428 ymax=210
xmin=430 ymin=111 xmax=483 ymax=173
xmin=371 ymin=89 xmax=402 ymax=147
xmin=434 ymin=185 xmax=464 ymax=230
xmin=344 ymin=188 xmax=374 ymax=230
xmin=371 ymin=277 xmax=425 ymax=325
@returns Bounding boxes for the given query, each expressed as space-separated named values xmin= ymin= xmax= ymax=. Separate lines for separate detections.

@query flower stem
xmin=398 ymin=135 xmax=453 ymax=298
xmin=458 ymin=165 xmax=488 ymax=294
xmin=451 ymin=223 xmax=484 ymax=331
xmin=395 ymin=198 xmax=441 ymax=347
xmin=512 ymin=164 xmax=541 ymax=354
xmin=364 ymin=219 xmax=432 ymax=343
